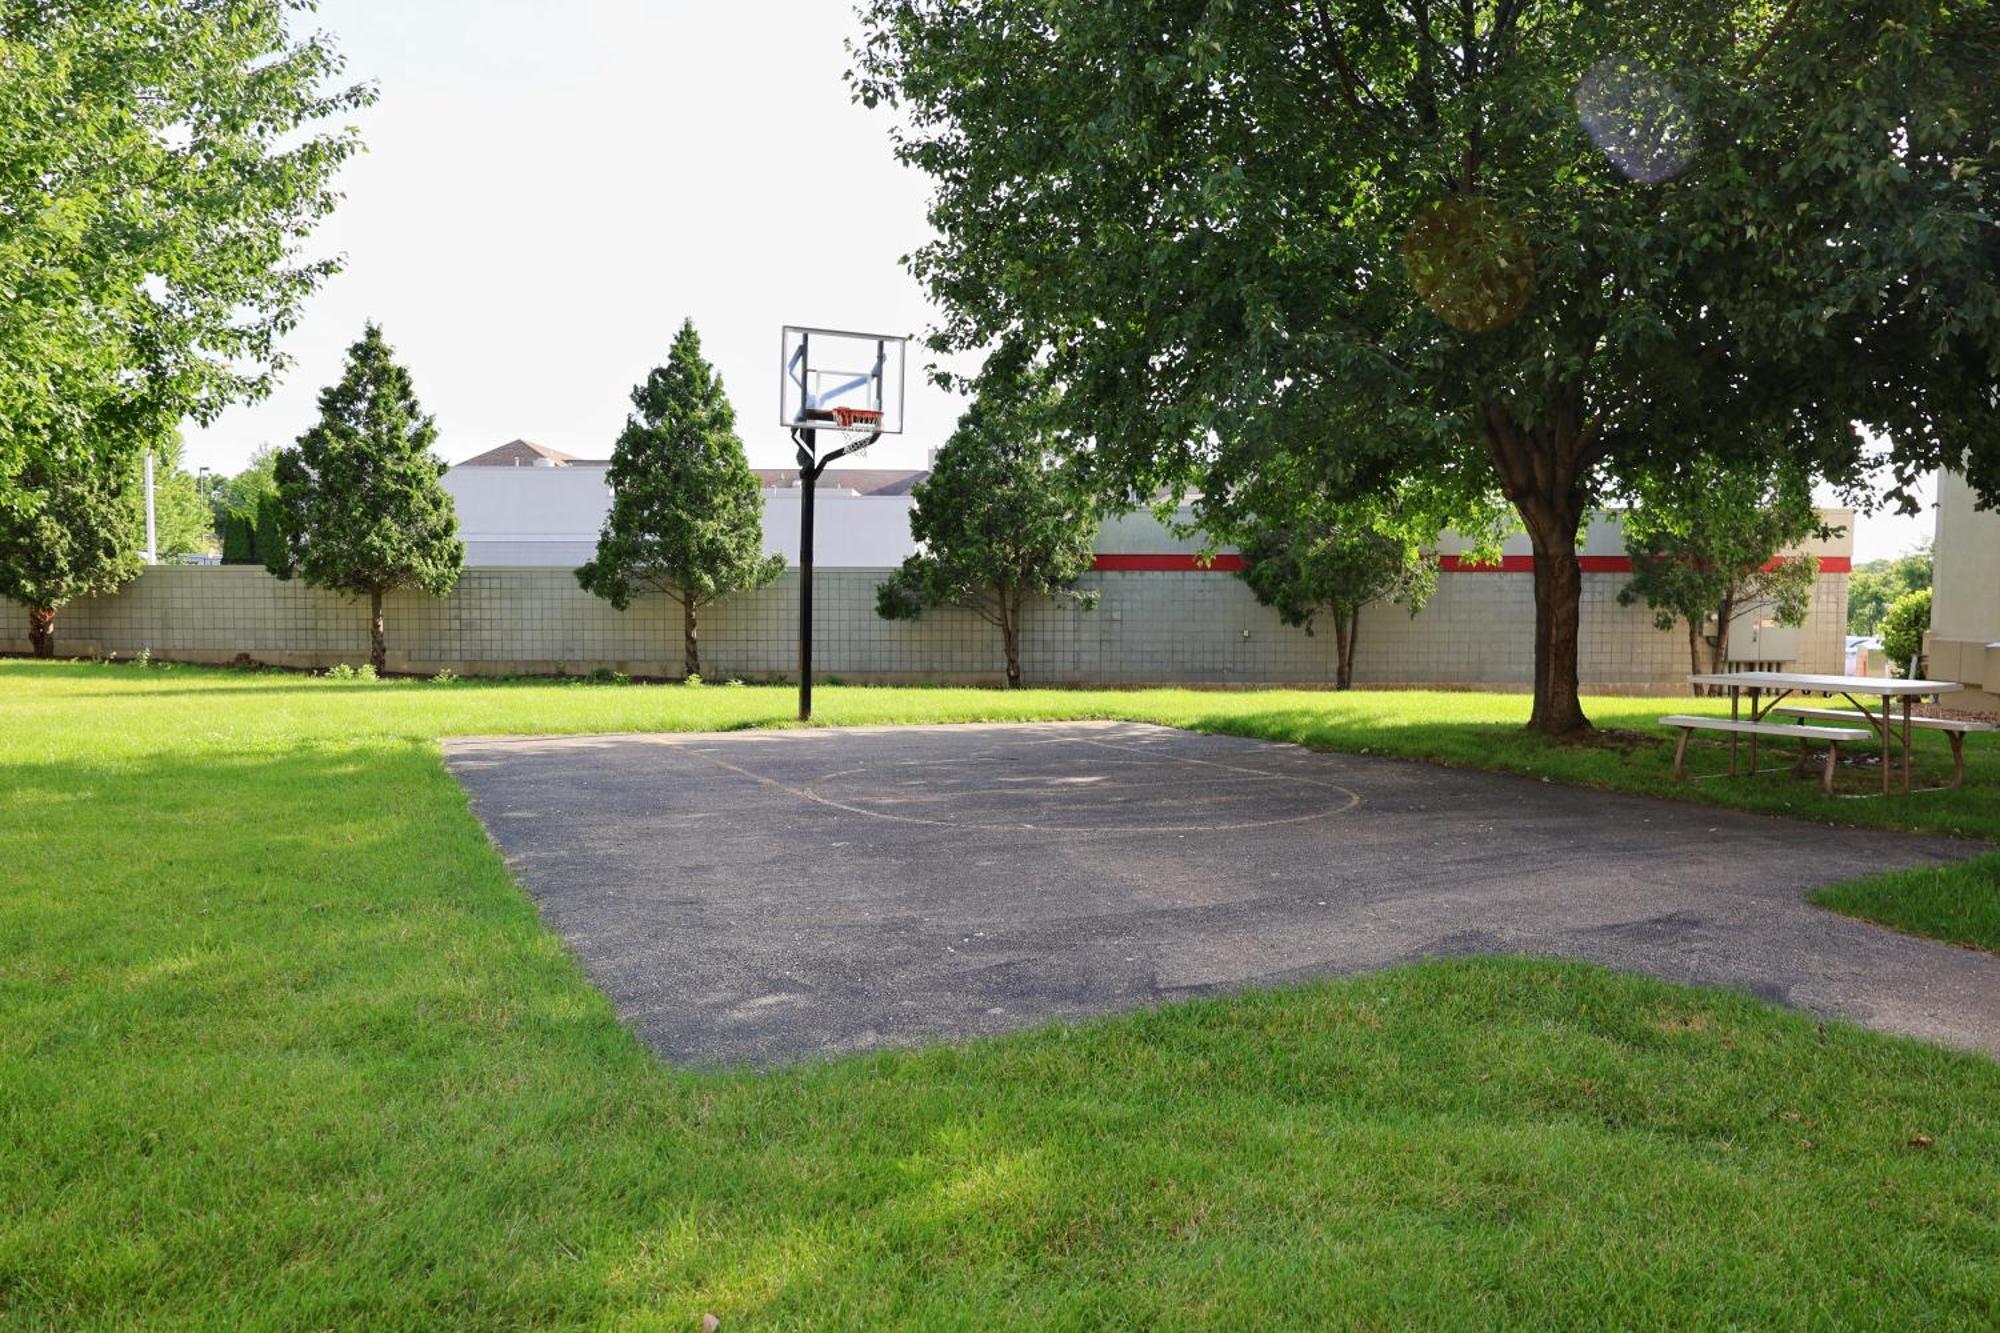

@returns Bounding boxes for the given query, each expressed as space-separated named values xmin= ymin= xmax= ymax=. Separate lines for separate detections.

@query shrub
xmin=1879 ymin=587 xmax=1932 ymax=676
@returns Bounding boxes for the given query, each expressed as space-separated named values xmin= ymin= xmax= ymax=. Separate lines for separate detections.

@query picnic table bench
xmin=1660 ymin=715 xmax=1872 ymax=795
xmin=1768 ymin=705 xmax=1994 ymax=789
xmin=1687 ymin=671 xmax=1965 ymax=796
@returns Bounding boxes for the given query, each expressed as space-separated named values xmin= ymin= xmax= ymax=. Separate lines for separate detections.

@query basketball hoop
xmin=830 ymin=406 xmax=884 ymax=456
xmin=780 ymin=326 xmax=908 ymax=721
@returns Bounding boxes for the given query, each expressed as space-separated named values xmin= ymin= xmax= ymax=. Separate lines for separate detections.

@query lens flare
xmin=1402 ymin=196 xmax=1535 ymax=334
xmin=1576 ymin=56 xmax=1698 ymax=184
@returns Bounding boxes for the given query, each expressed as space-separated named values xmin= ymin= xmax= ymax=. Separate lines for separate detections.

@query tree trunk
xmin=27 ymin=607 xmax=54 ymax=658
xmin=1687 ymin=618 xmax=1703 ymax=697
xmin=1333 ymin=606 xmax=1357 ymax=690
xmin=1527 ymin=534 xmax=1587 ymax=732
xmin=1347 ymin=603 xmax=1362 ymax=689
xmin=1483 ymin=399 xmax=1593 ymax=737
xmin=683 ymin=596 xmax=701 ymax=680
xmin=1000 ymin=588 xmax=1023 ymax=689
xmin=369 ymin=587 xmax=386 ymax=673
xmin=1710 ymin=591 xmax=1736 ymax=677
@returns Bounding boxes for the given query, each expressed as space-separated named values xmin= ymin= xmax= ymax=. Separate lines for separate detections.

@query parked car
xmin=1845 ymin=634 xmax=1886 ymax=677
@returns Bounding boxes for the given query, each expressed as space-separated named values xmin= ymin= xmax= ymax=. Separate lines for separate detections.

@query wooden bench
xmin=1660 ymin=715 xmax=1872 ymax=795
xmin=1769 ymin=705 xmax=1995 ymax=789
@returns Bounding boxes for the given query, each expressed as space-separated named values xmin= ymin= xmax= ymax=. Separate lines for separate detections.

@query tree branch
xmin=1310 ymin=0 xmax=1400 ymax=128
xmin=1743 ymin=0 xmax=1803 ymax=78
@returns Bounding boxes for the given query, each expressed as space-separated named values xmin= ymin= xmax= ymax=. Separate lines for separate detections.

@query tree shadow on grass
xmin=1175 ymin=704 xmax=2000 ymax=842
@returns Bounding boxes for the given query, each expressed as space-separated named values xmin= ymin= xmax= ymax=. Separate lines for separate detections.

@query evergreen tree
xmin=265 ymin=325 xmax=463 ymax=672
xmin=577 ymin=320 xmax=783 ymax=679
xmin=215 ymin=446 xmax=282 ymax=565
xmin=874 ymin=369 xmax=1099 ymax=688
xmin=0 ymin=448 xmax=141 ymax=657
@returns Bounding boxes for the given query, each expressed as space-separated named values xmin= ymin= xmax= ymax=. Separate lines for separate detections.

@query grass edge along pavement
xmin=1 ymin=660 xmax=1997 ymax=1326
xmin=9 ymin=656 xmax=2000 ymax=947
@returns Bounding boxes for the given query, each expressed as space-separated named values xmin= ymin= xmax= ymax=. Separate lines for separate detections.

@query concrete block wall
xmin=8 ymin=563 xmax=1847 ymax=692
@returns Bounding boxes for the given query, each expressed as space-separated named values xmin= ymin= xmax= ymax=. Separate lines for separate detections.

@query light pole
xmin=142 ymin=451 xmax=157 ymax=564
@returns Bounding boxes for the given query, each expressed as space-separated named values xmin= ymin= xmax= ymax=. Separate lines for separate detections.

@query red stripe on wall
xmin=1093 ymin=553 xmax=1852 ymax=575
xmin=1092 ymin=553 xmax=1246 ymax=572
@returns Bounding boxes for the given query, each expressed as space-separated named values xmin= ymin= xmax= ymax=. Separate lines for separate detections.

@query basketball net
xmin=829 ymin=406 xmax=884 ymax=457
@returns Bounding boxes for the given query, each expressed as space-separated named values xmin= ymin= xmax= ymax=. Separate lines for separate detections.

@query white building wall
xmin=442 ymin=465 xmax=919 ymax=570
xmin=759 ymin=491 xmax=918 ymax=567
xmin=441 ymin=464 xmax=614 ymax=568
xmin=1927 ymin=469 xmax=2000 ymax=711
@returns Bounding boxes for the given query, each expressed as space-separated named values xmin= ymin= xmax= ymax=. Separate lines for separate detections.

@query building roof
xmin=456 ymin=439 xmax=606 ymax=468
xmin=754 ymin=468 xmax=928 ymax=496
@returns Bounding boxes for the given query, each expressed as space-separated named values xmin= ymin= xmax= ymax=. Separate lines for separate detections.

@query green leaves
xmin=0 ymin=446 xmax=142 ymax=640
xmin=0 ymin=0 xmax=372 ymax=498
xmin=132 ymin=436 xmax=214 ymax=560
xmin=1879 ymin=587 xmax=1933 ymax=674
xmin=265 ymin=325 xmax=463 ymax=602
xmin=1218 ymin=456 xmax=1505 ymax=686
xmin=576 ymin=320 xmax=783 ymax=613
xmin=1847 ymin=551 xmax=1931 ymax=636
xmin=876 ymin=367 xmax=1099 ymax=685
xmin=854 ymin=0 xmax=2000 ymax=723
xmin=1616 ymin=459 xmax=1830 ymax=656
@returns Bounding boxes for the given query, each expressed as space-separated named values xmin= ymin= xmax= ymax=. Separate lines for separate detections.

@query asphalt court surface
xmin=445 ymin=722 xmax=2000 ymax=1066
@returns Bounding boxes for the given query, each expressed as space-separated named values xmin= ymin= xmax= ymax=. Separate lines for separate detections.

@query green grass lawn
xmin=3 ymin=660 xmax=1996 ymax=1327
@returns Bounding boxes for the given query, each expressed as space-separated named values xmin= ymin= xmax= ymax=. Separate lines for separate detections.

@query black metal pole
xmin=791 ymin=425 xmax=876 ymax=723
xmin=796 ymin=430 xmax=818 ymax=721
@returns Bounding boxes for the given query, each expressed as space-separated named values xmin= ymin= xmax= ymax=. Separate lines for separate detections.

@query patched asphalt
xmin=443 ymin=722 xmax=2000 ymax=1066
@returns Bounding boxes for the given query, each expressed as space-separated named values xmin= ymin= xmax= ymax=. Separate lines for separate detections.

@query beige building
xmin=1927 ymin=469 xmax=2000 ymax=713
xmin=14 ymin=453 xmax=1855 ymax=690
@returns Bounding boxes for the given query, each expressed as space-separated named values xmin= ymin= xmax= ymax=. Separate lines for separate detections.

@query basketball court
xmin=443 ymin=721 xmax=2000 ymax=1066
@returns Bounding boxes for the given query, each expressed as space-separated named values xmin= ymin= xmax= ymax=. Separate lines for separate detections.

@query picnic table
xmin=1684 ymin=671 xmax=1965 ymax=795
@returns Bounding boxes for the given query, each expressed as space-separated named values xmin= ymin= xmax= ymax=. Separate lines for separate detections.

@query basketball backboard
xmin=780 ymin=326 xmax=907 ymax=434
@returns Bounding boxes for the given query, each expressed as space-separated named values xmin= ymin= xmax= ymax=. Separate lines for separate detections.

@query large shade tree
xmin=0 ymin=0 xmax=371 ymax=509
xmin=577 ymin=320 xmax=784 ymax=679
xmin=875 ymin=368 xmax=1100 ymax=688
xmin=265 ymin=326 xmax=463 ymax=672
xmin=853 ymin=0 xmax=2000 ymax=736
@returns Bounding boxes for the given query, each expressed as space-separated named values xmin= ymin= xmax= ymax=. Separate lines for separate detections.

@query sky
xmin=179 ymin=0 xmax=1937 ymax=563
xmin=181 ymin=0 xmax=969 ymax=479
